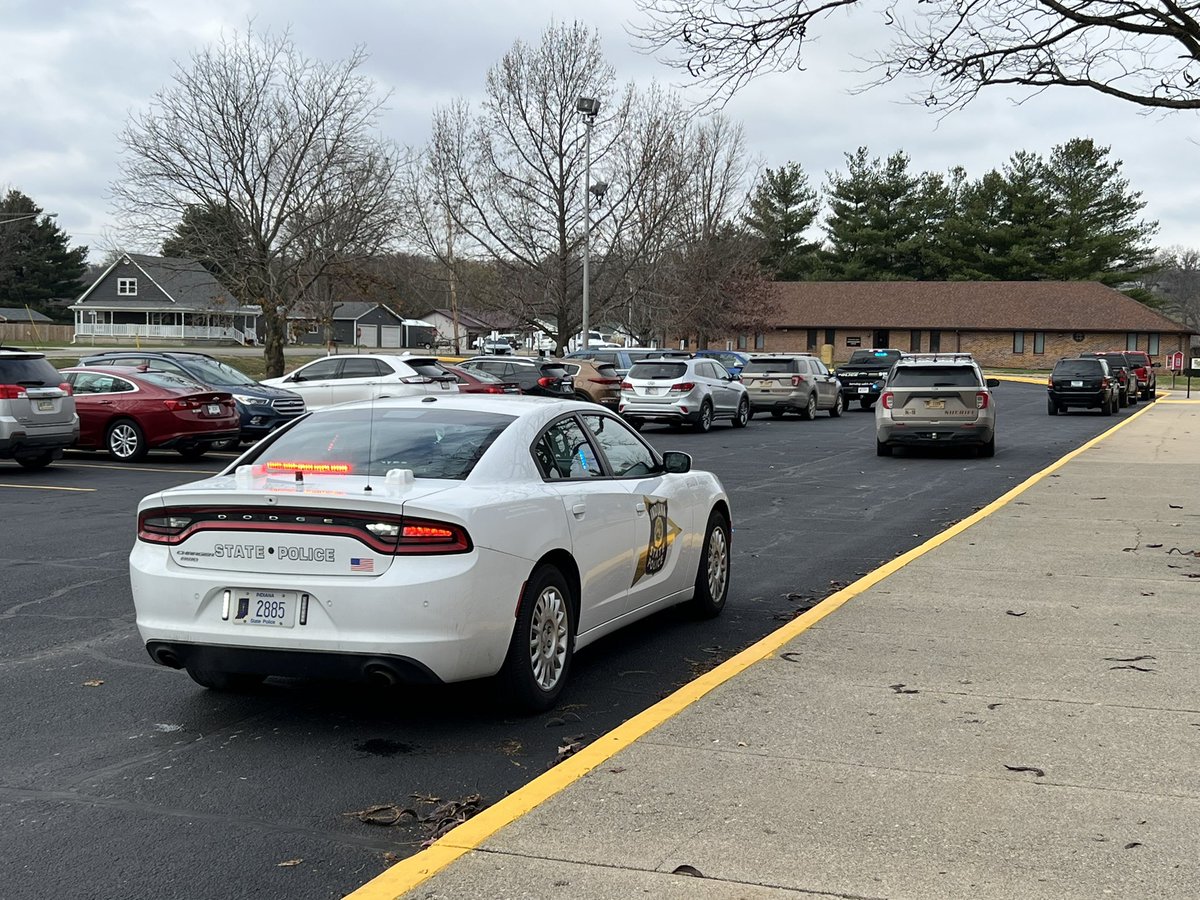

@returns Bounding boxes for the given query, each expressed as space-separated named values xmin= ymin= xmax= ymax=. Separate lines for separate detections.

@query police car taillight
xmin=976 ymin=391 xmax=989 ymax=409
xmin=138 ymin=512 xmax=194 ymax=542
xmin=394 ymin=517 xmax=472 ymax=554
xmin=881 ymin=391 xmax=894 ymax=409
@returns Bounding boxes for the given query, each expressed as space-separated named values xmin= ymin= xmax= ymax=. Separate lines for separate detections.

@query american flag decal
xmin=350 ymin=557 xmax=374 ymax=572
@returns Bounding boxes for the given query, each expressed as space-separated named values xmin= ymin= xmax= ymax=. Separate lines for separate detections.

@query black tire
xmin=876 ymin=438 xmax=893 ymax=457
xmin=689 ymin=509 xmax=730 ymax=618
xmin=799 ymin=393 xmax=818 ymax=420
xmin=829 ymin=393 xmax=843 ymax=418
xmin=1047 ymin=397 xmax=1059 ymax=416
xmin=731 ymin=396 xmax=750 ymax=428
xmin=499 ymin=564 xmax=574 ymax=713
xmin=208 ymin=437 xmax=241 ymax=452
xmin=177 ymin=446 xmax=208 ymax=461
xmin=769 ymin=409 xmax=785 ymax=419
xmin=185 ymin=666 xmax=265 ymax=692
xmin=860 ymin=398 xmax=874 ymax=411
xmin=693 ymin=400 xmax=714 ymax=433
xmin=16 ymin=451 xmax=55 ymax=470
xmin=1119 ymin=390 xmax=1129 ymax=408
xmin=1150 ymin=385 xmax=1157 ymax=400
xmin=625 ymin=416 xmax=644 ymax=432
xmin=1101 ymin=395 xmax=1114 ymax=416
xmin=978 ymin=435 xmax=996 ymax=458
xmin=106 ymin=419 xmax=147 ymax=461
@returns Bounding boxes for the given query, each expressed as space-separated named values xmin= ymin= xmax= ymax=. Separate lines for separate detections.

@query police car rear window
xmin=743 ymin=359 xmax=799 ymax=374
xmin=888 ymin=365 xmax=981 ymax=387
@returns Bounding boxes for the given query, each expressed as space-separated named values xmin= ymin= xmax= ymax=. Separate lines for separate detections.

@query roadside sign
xmin=1168 ymin=350 xmax=1184 ymax=371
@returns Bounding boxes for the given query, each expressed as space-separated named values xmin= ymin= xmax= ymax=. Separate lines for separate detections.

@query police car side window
xmin=582 ymin=414 xmax=656 ymax=477
xmin=534 ymin=418 xmax=602 ymax=480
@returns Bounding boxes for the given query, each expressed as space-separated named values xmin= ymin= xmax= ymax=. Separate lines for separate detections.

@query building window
xmin=754 ymin=333 xmax=766 ymax=350
xmin=824 ymin=328 xmax=836 ymax=346
xmin=1033 ymin=331 xmax=1045 ymax=354
xmin=1013 ymin=331 xmax=1025 ymax=353
xmin=806 ymin=329 xmax=818 ymax=351
xmin=736 ymin=334 xmax=747 ymax=350
xmin=928 ymin=330 xmax=941 ymax=353
xmin=1149 ymin=333 xmax=1160 ymax=356
xmin=308 ymin=322 xmax=320 ymax=334
xmin=910 ymin=330 xmax=921 ymax=352
xmin=1126 ymin=332 xmax=1138 ymax=351
xmin=117 ymin=278 xmax=137 ymax=296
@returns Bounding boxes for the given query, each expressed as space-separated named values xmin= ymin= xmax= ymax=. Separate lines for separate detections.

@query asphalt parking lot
xmin=0 ymin=381 xmax=1122 ymax=900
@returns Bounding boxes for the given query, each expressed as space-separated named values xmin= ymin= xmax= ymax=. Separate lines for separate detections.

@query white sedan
xmin=261 ymin=353 xmax=457 ymax=409
xmin=130 ymin=395 xmax=731 ymax=711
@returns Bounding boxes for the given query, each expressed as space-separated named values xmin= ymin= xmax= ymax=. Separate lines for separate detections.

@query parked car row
xmin=1047 ymin=350 xmax=1158 ymax=415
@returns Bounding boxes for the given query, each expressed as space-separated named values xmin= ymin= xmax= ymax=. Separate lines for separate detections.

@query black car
xmin=834 ymin=348 xmax=905 ymax=409
xmin=1047 ymin=357 xmax=1119 ymax=416
xmin=77 ymin=351 xmax=305 ymax=445
xmin=458 ymin=357 xmax=574 ymax=398
xmin=1078 ymin=351 xmax=1138 ymax=408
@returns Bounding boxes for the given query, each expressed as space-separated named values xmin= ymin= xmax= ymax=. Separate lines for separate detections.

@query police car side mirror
xmin=661 ymin=451 xmax=692 ymax=474
xmin=986 ymin=378 xmax=1000 ymax=388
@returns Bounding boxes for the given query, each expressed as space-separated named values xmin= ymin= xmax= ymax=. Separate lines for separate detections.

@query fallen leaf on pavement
xmin=1169 ymin=504 xmax=1183 ymax=509
xmin=82 ymin=680 xmax=104 ymax=687
xmin=889 ymin=683 xmax=920 ymax=695
xmin=672 ymin=865 xmax=705 ymax=877
xmin=277 ymin=859 xmax=303 ymax=867
xmin=1005 ymin=610 xmax=1027 ymax=617
xmin=987 ymin=702 xmax=1003 ymax=710
xmin=1104 ymin=655 xmax=1156 ymax=662
xmin=1124 ymin=842 xmax=1143 ymax=850
xmin=1004 ymin=765 xmax=1046 ymax=778
xmin=1110 ymin=664 xmax=1156 ymax=673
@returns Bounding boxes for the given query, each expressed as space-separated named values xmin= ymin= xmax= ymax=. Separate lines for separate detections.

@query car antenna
xmin=364 ymin=391 xmax=376 ymax=493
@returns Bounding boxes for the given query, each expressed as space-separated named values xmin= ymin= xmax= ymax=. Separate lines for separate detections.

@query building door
xmin=872 ymin=330 xmax=890 ymax=349
xmin=380 ymin=325 xmax=402 ymax=348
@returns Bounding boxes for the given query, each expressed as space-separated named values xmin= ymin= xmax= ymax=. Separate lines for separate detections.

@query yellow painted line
xmin=992 ymin=374 xmax=1046 ymax=385
xmin=344 ymin=396 xmax=1165 ymax=900
xmin=0 ymin=482 xmax=96 ymax=493
xmin=58 ymin=462 xmax=213 ymax=476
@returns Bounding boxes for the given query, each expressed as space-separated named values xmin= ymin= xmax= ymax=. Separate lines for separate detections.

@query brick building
xmin=687 ymin=281 xmax=1194 ymax=368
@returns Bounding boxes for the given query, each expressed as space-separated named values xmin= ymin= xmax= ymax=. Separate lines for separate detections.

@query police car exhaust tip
xmin=363 ymin=661 xmax=401 ymax=686
xmin=150 ymin=646 xmax=183 ymax=669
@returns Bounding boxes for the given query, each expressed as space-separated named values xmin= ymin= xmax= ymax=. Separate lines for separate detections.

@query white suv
xmin=263 ymin=354 xmax=458 ymax=410
xmin=875 ymin=353 xmax=999 ymax=457
xmin=0 ymin=347 xmax=79 ymax=469
xmin=620 ymin=357 xmax=750 ymax=432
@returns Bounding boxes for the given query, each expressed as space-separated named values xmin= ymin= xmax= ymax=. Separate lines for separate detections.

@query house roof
xmin=770 ymin=281 xmax=1191 ymax=334
xmin=0 ymin=307 xmax=53 ymax=323
xmin=422 ymin=307 xmax=526 ymax=331
xmin=75 ymin=253 xmax=257 ymax=313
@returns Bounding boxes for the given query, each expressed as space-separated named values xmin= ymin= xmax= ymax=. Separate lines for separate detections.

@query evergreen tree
xmin=742 ymin=163 xmax=820 ymax=280
xmin=0 ymin=190 xmax=89 ymax=314
xmin=1038 ymin=138 xmax=1157 ymax=282
xmin=161 ymin=203 xmax=251 ymax=286
xmin=822 ymin=148 xmax=923 ymax=279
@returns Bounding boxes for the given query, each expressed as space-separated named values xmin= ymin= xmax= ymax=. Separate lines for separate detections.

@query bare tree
xmin=632 ymin=0 xmax=1200 ymax=111
xmin=420 ymin=21 xmax=690 ymax=355
xmin=113 ymin=28 xmax=402 ymax=376
xmin=1147 ymin=247 xmax=1200 ymax=332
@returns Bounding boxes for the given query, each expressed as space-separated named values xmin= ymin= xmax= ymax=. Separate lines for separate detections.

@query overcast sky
xmin=3 ymin=0 xmax=1197 ymax=263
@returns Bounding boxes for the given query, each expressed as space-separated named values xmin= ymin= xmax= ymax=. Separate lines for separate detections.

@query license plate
xmin=231 ymin=589 xmax=296 ymax=627
xmin=645 ymin=387 xmax=659 ymax=395
xmin=857 ymin=387 xmax=870 ymax=394
xmin=925 ymin=399 xmax=945 ymax=409
xmin=37 ymin=399 xmax=55 ymax=411
xmin=206 ymin=403 xmax=222 ymax=415
xmin=1071 ymin=380 xmax=1083 ymax=387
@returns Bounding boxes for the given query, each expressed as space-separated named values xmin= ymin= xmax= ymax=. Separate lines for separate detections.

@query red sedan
xmin=60 ymin=367 xmax=240 ymax=461
xmin=440 ymin=363 xmax=522 ymax=395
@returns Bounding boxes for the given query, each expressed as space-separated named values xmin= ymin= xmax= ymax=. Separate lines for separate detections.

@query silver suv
xmin=742 ymin=354 xmax=843 ymax=419
xmin=875 ymin=353 xmax=999 ymax=458
xmin=620 ymin=356 xmax=750 ymax=432
xmin=0 ymin=347 xmax=79 ymax=469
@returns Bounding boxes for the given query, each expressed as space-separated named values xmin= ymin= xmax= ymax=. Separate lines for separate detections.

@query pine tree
xmin=0 ymin=190 xmax=89 ymax=314
xmin=742 ymin=163 xmax=820 ymax=280
xmin=822 ymin=148 xmax=923 ymax=279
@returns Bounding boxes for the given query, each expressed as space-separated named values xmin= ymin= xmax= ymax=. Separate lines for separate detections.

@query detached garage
xmin=290 ymin=302 xmax=406 ymax=347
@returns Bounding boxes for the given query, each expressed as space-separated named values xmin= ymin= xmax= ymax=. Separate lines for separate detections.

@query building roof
xmin=75 ymin=253 xmax=257 ymax=313
xmin=770 ymin=281 xmax=1191 ymax=334
xmin=0 ymin=307 xmax=53 ymax=323
xmin=422 ymin=308 xmax=525 ymax=332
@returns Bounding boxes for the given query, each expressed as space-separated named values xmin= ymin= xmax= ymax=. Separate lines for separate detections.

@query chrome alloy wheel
xmin=109 ymin=423 xmax=140 ymax=459
xmin=528 ymin=585 xmax=569 ymax=691
xmin=706 ymin=525 xmax=729 ymax=602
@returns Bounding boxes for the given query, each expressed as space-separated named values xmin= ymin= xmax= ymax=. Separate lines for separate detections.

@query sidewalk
xmin=356 ymin=399 xmax=1200 ymax=900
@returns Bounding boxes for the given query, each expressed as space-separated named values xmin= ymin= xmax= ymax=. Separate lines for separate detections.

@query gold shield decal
xmin=632 ymin=496 xmax=682 ymax=586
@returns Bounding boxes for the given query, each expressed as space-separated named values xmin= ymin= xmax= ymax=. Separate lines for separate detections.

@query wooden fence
xmin=0 ymin=322 xmax=75 ymax=345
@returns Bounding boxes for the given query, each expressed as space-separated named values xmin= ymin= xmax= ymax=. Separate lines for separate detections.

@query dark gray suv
xmin=0 ymin=347 xmax=79 ymax=469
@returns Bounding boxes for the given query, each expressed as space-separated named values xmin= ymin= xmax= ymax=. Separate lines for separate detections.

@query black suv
xmin=458 ymin=357 xmax=574 ymax=398
xmin=835 ymin=348 xmax=905 ymax=410
xmin=1047 ymin=357 xmax=1119 ymax=416
xmin=77 ymin=351 xmax=305 ymax=446
xmin=1079 ymin=352 xmax=1138 ymax=408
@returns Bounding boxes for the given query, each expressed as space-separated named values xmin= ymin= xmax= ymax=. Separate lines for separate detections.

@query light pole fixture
xmin=577 ymin=96 xmax=600 ymax=352
xmin=0 ymin=211 xmax=57 ymax=226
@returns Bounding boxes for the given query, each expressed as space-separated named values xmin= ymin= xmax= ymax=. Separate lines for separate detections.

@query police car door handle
xmin=571 ymin=502 xmax=587 ymax=518
xmin=634 ymin=502 xmax=646 ymax=515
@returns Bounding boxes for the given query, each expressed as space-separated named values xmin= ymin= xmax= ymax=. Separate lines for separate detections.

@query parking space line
xmin=0 ymin=483 xmax=97 ymax=493
xmin=58 ymin=462 xmax=214 ymax=476
xmin=343 ymin=392 xmax=1164 ymax=900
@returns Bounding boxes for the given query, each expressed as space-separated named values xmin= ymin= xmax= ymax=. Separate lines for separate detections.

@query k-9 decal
xmin=632 ymin=496 xmax=682 ymax=586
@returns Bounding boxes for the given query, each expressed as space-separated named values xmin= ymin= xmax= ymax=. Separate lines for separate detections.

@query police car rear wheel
xmin=500 ymin=564 xmax=574 ymax=713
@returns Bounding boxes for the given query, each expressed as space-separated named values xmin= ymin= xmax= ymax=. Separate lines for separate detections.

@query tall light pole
xmin=0 ymin=211 xmax=57 ymax=227
xmin=576 ymin=96 xmax=600 ymax=353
